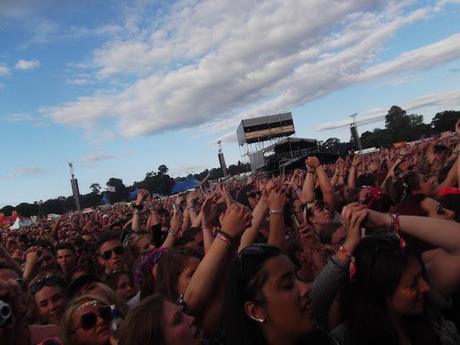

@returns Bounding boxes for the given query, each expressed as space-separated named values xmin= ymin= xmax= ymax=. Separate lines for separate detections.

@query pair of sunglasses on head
xmin=30 ymin=275 xmax=64 ymax=294
xmin=100 ymin=246 xmax=123 ymax=260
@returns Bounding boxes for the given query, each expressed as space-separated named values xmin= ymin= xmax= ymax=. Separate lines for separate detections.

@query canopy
xmin=171 ymin=178 xmax=200 ymax=194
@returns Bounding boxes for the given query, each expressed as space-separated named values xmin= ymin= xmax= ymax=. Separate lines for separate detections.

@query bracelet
xmin=338 ymin=245 xmax=352 ymax=259
xmin=167 ymin=229 xmax=177 ymax=237
xmin=389 ymin=213 xmax=400 ymax=235
xmin=306 ymin=170 xmax=315 ymax=174
xmin=269 ymin=208 xmax=283 ymax=215
xmin=215 ymin=232 xmax=232 ymax=246
xmin=216 ymin=230 xmax=235 ymax=245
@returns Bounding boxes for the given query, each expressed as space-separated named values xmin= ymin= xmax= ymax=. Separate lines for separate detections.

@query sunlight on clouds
xmin=15 ymin=59 xmax=41 ymax=70
xmin=42 ymin=0 xmax=460 ymax=140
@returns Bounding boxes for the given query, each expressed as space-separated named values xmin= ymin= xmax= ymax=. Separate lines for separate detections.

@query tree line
xmin=2 ymin=107 xmax=458 ymax=217
xmin=317 ymin=107 xmax=459 ymax=154
xmin=1 ymin=162 xmax=251 ymax=217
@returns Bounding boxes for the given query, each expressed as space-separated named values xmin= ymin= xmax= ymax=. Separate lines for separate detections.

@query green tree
xmin=158 ymin=164 xmax=169 ymax=175
xmin=90 ymin=183 xmax=101 ymax=194
xmin=431 ymin=111 xmax=460 ymax=134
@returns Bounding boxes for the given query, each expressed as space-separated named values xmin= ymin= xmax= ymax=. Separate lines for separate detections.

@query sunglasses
xmin=101 ymin=246 xmax=123 ymax=260
xmin=247 ymin=191 xmax=261 ymax=199
xmin=70 ymin=305 xmax=113 ymax=334
xmin=30 ymin=275 xmax=64 ymax=294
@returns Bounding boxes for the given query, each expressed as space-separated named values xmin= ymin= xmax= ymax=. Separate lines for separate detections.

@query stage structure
xmin=237 ymin=112 xmax=296 ymax=171
xmin=68 ymin=162 xmax=81 ymax=211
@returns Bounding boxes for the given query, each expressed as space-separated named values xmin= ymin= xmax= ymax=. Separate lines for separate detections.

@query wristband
xmin=216 ymin=230 xmax=236 ymax=244
xmin=338 ymin=245 xmax=352 ymax=259
xmin=216 ymin=232 xmax=232 ymax=246
xmin=167 ymin=229 xmax=177 ymax=237
xmin=307 ymin=170 xmax=315 ymax=174
xmin=269 ymin=208 xmax=283 ymax=215
xmin=389 ymin=213 xmax=400 ymax=234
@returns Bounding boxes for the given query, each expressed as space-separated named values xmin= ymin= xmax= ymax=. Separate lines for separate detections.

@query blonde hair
xmin=61 ymin=294 xmax=110 ymax=345
xmin=128 ymin=232 xmax=152 ymax=260
xmin=86 ymin=282 xmax=128 ymax=317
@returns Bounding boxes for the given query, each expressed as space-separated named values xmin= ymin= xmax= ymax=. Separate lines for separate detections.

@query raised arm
xmin=131 ymin=189 xmax=149 ymax=232
xmin=200 ymin=196 xmax=216 ymax=253
xmin=347 ymin=154 xmax=362 ymax=190
xmin=238 ymin=190 xmax=269 ymax=252
xmin=183 ymin=204 xmax=251 ymax=313
xmin=266 ymin=185 xmax=288 ymax=252
xmin=301 ymin=157 xmax=318 ymax=203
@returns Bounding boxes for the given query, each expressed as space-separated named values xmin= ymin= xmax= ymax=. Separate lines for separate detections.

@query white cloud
xmin=42 ymin=0 xmax=460 ymax=140
xmin=0 ymin=64 xmax=10 ymax=76
xmin=82 ymin=151 xmax=119 ymax=162
xmin=15 ymin=59 xmax=41 ymax=70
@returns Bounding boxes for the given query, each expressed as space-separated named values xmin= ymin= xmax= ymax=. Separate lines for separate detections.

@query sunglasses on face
xmin=30 ymin=275 xmax=64 ymax=294
xmin=70 ymin=305 xmax=113 ymax=334
xmin=101 ymin=246 xmax=123 ymax=260
xmin=247 ymin=191 xmax=261 ymax=199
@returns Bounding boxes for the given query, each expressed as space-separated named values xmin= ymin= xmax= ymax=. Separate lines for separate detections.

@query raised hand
xmin=200 ymin=197 xmax=213 ymax=229
xmin=336 ymin=157 xmax=346 ymax=172
xmin=217 ymin=183 xmax=233 ymax=207
xmin=135 ymin=189 xmax=150 ymax=206
xmin=266 ymin=185 xmax=287 ymax=210
xmin=305 ymin=156 xmax=320 ymax=171
xmin=341 ymin=203 xmax=367 ymax=249
xmin=351 ymin=154 xmax=362 ymax=167
xmin=219 ymin=203 xmax=252 ymax=238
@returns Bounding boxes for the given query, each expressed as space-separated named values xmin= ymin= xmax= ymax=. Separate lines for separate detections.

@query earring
xmin=249 ymin=315 xmax=265 ymax=323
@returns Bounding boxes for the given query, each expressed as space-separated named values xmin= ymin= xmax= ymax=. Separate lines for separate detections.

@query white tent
xmin=9 ymin=217 xmax=33 ymax=230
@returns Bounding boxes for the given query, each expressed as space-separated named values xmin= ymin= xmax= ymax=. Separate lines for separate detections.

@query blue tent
xmin=171 ymin=178 xmax=200 ymax=194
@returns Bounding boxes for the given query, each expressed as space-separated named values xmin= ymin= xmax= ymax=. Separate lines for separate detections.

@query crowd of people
xmin=1 ymin=119 xmax=460 ymax=345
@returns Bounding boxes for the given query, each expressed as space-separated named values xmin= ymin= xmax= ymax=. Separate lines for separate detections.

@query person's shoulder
xmin=330 ymin=323 xmax=347 ymax=345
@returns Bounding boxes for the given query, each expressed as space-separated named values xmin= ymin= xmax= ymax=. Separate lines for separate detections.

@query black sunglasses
xmin=30 ymin=275 xmax=64 ymax=294
xmin=247 ymin=191 xmax=261 ymax=199
xmin=70 ymin=305 xmax=113 ymax=334
xmin=101 ymin=246 xmax=123 ymax=260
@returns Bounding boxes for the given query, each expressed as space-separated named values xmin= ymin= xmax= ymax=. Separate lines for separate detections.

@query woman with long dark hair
xmin=311 ymin=203 xmax=460 ymax=345
xmin=223 ymin=243 xmax=334 ymax=345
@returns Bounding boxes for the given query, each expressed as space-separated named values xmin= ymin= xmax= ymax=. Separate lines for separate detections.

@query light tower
xmin=217 ymin=140 xmax=228 ymax=177
xmin=349 ymin=113 xmax=363 ymax=151
xmin=68 ymin=162 xmax=81 ymax=211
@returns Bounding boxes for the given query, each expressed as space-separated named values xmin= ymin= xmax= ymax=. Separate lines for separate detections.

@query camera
xmin=0 ymin=299 xmax=12 ymax=327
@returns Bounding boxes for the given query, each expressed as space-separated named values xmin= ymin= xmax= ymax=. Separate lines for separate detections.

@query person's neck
xmin=389 ymin=312 xmax=411 ymax=345
xmin=263 ymin=327 xmax=296 ymax=345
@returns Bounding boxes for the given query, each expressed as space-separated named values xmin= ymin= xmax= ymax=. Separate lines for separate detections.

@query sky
xmin=1 ymin=0 xmax=460 ymax=207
